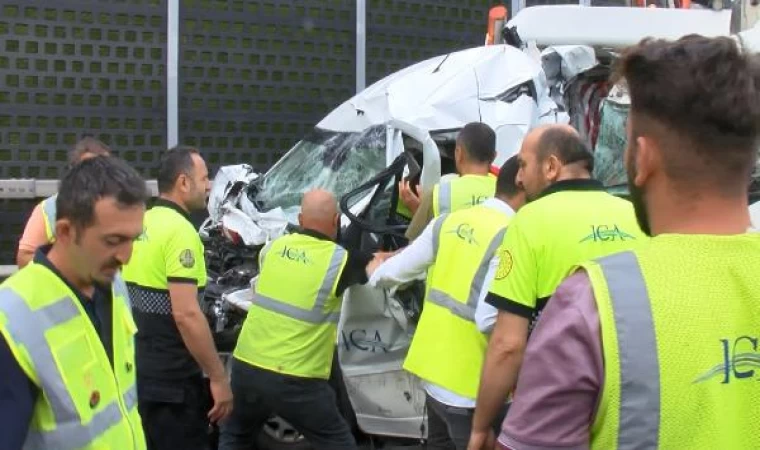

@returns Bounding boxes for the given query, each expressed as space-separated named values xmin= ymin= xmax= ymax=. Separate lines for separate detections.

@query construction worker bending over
xmin=468 ymin=125 xmax=647 ymax=450
xmin=496 ymin=36 xmax=760 ymax=450
xmin=218 ymin=189 xmax=388 ymax=450
xmin=368 ymin=155 xmax=524 ymax=450
xmin=0 ymin=156 xmax=149 ymax=449
xmin=16 ymin=136 xmax=111 ymax=268
xmin=122 ymin=146 xmax=231 ymax=450
xmin=402 ymin=122 xmax=498 ymax=240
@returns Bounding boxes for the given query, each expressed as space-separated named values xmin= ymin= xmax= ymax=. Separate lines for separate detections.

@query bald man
xmin=219 ymin=189 xmax=387 ymax=450
xmin=467 ymin=125 xmax=645 ymax=449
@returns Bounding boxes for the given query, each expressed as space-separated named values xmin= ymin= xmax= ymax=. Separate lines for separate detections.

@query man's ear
xmin=297 ymin=212 xmax=304 ymax=228
xmin=454 ymin=146 xmax=463 ymax=164
xmin=175 ymin=172 xmax=192 ymax=194
xmin=545 ymin=154 xmax=561 ymax=181
xmin=54 ymin=218 xmax=74 ymax=244
xmin=634 ymin=136 xmax=657 ymax=188
xmin=333 ymin=212 xmax=340 ymax=227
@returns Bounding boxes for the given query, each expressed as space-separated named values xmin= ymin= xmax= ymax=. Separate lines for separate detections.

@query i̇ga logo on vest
xmin=449 ymin=223 xmax=479 ymax=245
xmin=579 ymin=225 xmax=637 ymax=243
xmin=466 ymin=195 xmax=488 ymax=207
xmin=280 ymin=246 xmax=311 ymax=264
xmin=694 ymin=336 xmax=760 ymax=384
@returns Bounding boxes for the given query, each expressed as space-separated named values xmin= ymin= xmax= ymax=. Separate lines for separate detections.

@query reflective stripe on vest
xmin=437 ymin=182 xmax=453 ymax=215
xmin=0 ymin=288 xmax=138 ymax=450
xmin=428 ymin=216 xmax=506 ymax=322
xmin=596 ymin=251 xmax=660 ymax=450
xmin=252 ymin=245 xmax=346 ymax=324
xmin=42 ymin=195 xmax=57 ymax=240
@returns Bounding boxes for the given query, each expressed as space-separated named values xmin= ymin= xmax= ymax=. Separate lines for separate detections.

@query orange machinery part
xmin=486 ymin=5 xmax=508 ymax=45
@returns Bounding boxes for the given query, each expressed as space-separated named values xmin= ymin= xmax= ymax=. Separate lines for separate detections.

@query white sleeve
xmin=475 ymin=253 xmax=500 ymax=333
xmin=369 ymin=218 xmax=437 ymax=290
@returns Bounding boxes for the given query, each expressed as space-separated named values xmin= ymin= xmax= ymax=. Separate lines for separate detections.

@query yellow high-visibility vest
xmin=488 ymin=181 xmax=646 ymax=325
xmin=0 ymin=262 xmax=146 ymax=450
xmin=431 ymin=174 xmax=496 ymax=217
xmin=581 ymin=234 xmax=760 ymax=449
xmin=404 ymin=204 xmax=508 ymax=399
xmin=40 ymin=194 xmax=58 ymax=241
xmin=234 ymin=232 xmax=348 ymax=379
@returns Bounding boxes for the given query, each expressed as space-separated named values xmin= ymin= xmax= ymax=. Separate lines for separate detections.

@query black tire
xmin=255 ymin=416 xmax=312 ymax=450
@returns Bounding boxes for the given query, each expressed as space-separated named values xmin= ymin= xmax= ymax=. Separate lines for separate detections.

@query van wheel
xmin=256 ymin=415 xmax=312 ymax=450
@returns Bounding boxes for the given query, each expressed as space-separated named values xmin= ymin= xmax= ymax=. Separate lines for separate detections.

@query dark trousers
xmin=425 ymin=394 xmax=509 ymax=450
xmin=218 ymin=359 xmax=357 ymax=450
xmin=137 ymin=374 xmax=210 ymax=450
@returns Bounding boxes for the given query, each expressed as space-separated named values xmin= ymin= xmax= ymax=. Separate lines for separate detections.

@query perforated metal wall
xmin=0 ymin=0 xmax=490 ymax=263
xmin=366 ymin=0 xmax=491 ymax=85
xmin=0 ymin=0 xmax=167 ymax=261
xmin=178 ymin=0 xmax=357 ymax=172
xmin=178 ymin=0 xmax=490 ymax=175
xmin=0 ymin=0 xmax=167 ymax=178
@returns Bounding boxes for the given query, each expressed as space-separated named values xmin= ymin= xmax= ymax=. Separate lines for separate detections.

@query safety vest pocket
xmin=121 ymin=308 xmax=138 ymax=346
xmin=50 ymin=329 xmax=99 ymax=419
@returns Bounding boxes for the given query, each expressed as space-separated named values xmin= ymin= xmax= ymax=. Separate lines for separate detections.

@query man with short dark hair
xmin=493 ymin=35 xmax=760 ymax=450
xmin=0 ymin=156 xmax=149 ymax=449
xmin=123 ymin=146 xmax=231 ymax=450
xmin=368 ymin=156 xmax=524 ymax=449
xmin=467 ymin=124 xmax=646 ymax=450
xmin=17 ymin=136 xmax=112 ymax=268
xmin=402 ymin=122 xmax=498 ymax=240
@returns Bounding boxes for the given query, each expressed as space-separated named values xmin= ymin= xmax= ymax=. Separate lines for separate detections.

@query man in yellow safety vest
xmin=369 ymin=155 xmax=524 ymax=449
xmin=494 ymin=35 xmax=760 ymax=449
xmin=0 ymin=155 xmax=149 ymax=449
xmin=401 ymin=122 xmax=498 ymax=240
xmin=16 ymin=136 xmax=111 ymax=268
xmin=218 ymin=189 xmax=388 ymax=450
xmin=468 ymin=124 xmax=646 ymax=450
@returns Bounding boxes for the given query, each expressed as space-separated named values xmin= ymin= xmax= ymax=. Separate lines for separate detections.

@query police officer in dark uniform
xmin=123 ymin=146 xmax=232 ymax=450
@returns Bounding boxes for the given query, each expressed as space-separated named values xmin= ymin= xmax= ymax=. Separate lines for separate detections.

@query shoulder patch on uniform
xmin=179 ymin=249 xmax=195 ymax=268
xmin=495 ymin=249 xmax=513 ymax=280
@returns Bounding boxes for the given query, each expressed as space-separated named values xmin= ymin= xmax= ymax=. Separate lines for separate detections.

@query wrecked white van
xmin=199 ymin=5 xmax=756 ymax=448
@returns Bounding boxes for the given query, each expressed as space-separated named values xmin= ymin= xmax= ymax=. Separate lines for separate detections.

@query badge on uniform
xmin=179 ymin=249 xmax=195 ymax=268
xmin=495 ymin=249 xmax=513 ymax=280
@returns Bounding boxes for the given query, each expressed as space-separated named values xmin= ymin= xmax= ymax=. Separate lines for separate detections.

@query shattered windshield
xmin=250 ymin=126 xmax=387 ymax=212
xmin=593 ymin=98 xmax=760 ymax=200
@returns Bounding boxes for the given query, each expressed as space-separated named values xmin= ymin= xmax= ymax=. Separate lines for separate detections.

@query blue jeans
xmin=218 ymin=359 xmax=357 ymax=450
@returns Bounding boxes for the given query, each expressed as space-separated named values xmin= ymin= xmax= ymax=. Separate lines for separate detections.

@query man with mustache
xmin=0 ymin=156 xmax=149 ymax=449
xmin=122 ymin=146 xmax=231 ymax=450
xmin=492 ymin=36 xmax=760 ymax=449
xmin=468 ymin=124 xmax=646 ymax=450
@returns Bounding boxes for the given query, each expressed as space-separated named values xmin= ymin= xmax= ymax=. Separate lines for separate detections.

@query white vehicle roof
xmin=316 ymin=44 xmax=549 ymax=136
xmin=507 ymin=5 xmax=733 ymax=48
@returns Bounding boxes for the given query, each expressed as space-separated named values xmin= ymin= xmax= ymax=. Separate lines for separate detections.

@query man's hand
xmin=207 ymin=377 xmax=233 ymax=423
xmin=468 ymin=428 xmax=496 ymax=450
xmin=366 ymin=251 xmax=394 ymax=277
xmin=398 ymin=180 xmax=421 ymax=214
